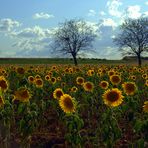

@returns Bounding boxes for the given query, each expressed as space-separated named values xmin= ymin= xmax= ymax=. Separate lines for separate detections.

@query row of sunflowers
xmin=0 ymin=64 xmax=148 ymax=147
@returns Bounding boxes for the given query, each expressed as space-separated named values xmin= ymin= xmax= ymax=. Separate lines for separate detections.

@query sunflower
xmin=110 ymin=75 xmax=121 ymax=85
xmin=14 ymin=87 xmax=31 ymax=102
xmin=130 ymin=75 xmax=136 ymax=81
xmin=108 ymin=70 xmax=115 ymax=76
xmin=71 ymin=86 xmax=78 ymax=93
xmin=143 ymin=101 xmax=148 ymax=113
xmin=83 ymin=81 xmax=94 ymax=92
xmin=102 ymin=88 xmax=124 ymax=107
xmin=61 ymin=82 xmax=66 ymax=87
xmin=57 ymin=76 xmax=61 ymax=81
xmin=45 ymin=75 xmax=50 ymax=81
xmin=51 ymin=77 xmax=57 ymax=84
xmin=28 ymin=76 xmax=34 ymax=83
xmin=122 ymin=82 xmax=137 ymax=95
xmin=99 ymin=81 xmax=109 ymax=89
xmin=35 ymin=74 xmax=41 ymax=79
xmin=142 ymin=74 xmax=147 ymax=79
xmin=17 ymin=67 xmax=25 ymax=75
xmin=53 ymin=88 xmax=64 ymax=99
xmin=59 ymin=94 xmax=75 ymax=113
xmin=0 ymin=76 xmax=9 ymax=92
xmin=87 ymin=70 xmax=94 ymax=76
xmin=35 ymin=78 xmax=43 ymax=88
xmin=76 ymin=77 xmax=84 ymax=85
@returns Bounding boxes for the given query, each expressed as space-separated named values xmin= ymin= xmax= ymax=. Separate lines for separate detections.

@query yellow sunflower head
xmin=0 ymin=76 xmax=9 ymax=92
xmin=102 ymin=88 xmax=124 ymax=107
xmin=122 ymin=82 xmax=137 ymax=96
xmin=87 ymin=70 xmax=95 ymax=76
xmin=14 ymin=87 xmax=31 ymax=102
xmin=50 ymin=77 xmax=57 ymax=84
xmin=17 ymin=67 xmax=25 ymax=75
xmin=28 ymin=76 xmax=34 ymax=83
xmin=53 ymin=88 xmax=64 ymax=99
xmin=59 ymin=94 xmax=76 ymax=113
xmin=143 ymin=101 xmax=148 ymax=113
xmin=110 ymin=75 xmax=121 ymax=85
xmin=35 ymin=78 xmax=43 ymax=88
xmin=76 ymin=77 xmax=85 ymax=85
xmin=35 ymin=74 xmax=41 ymax=79
xmin=99 ymin=81 xmax=109 ymax=89
xmin=70 ymin=86 xmax=78 ymax=93
xmin=108 ymin=70 xmax=115 ymax=76
xmin=142 ymin=74 xmax=147 ymax=79
xmin=83 ymin=81 xmax=94 ymax=92
xmin=45 ymin=75 xmax=50 ymax=81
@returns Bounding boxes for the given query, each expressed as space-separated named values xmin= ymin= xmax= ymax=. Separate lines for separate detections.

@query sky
xmin=0 ymin=0 xmax=148 ymax=59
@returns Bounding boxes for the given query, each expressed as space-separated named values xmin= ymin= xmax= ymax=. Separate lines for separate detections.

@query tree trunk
xmin=73 ymin=55 xmax=78 ymax=66
xmin=137 ymin=53 xmax=142 ymax=67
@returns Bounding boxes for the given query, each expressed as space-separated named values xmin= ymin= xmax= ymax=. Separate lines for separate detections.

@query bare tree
xmin=114 ymin=17 xmax=148 ymax=66
xmin=51 ymin=19 xmax=97 ymax=65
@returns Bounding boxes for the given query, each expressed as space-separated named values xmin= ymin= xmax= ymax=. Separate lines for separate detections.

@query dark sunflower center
xmin=36 ymin=79 xmax=43 ymax=85
xmin=126 ymin=84 xmax=135 ymax=92
xmin=64 ymin=97 xmax=74 ymax=109
xmin=56 ymin=91 xmax=63 ymax=98
xmin=86 ymin=83 xmax=93 ymax=89
xmin=107 ymin=91 xmax=119 ymax=102
xmin=0 ymin=80 xmax=7 ymax=90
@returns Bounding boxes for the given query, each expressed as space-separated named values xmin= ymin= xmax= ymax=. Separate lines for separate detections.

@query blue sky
xmin=0 ymin=0 xmax=148 ymax=59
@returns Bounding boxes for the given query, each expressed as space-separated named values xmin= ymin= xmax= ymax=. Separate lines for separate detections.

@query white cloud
xmin=88 ymin=9 xmax=96 ymax=16
xmin=100 ymin=11 xmax=106 ymax=16
xmin=0 ymin=18 xmax=20 ymax=32
xmin=145 ymin=1 xmax=148 ymax=5
xmin=101 ymin=18 xmax=117 ymax=27
xmin=11 ymin=26 xmax=53 ymax=54
xmin=107 ymin=0 xmax=122 ymax=17
xmin=33 ymin=12 xmax=54 ymax=19
xmin=12 ymin=26 xmax=53 ymax=39
xmin=126 ymin=5 xmax=141 ymax=19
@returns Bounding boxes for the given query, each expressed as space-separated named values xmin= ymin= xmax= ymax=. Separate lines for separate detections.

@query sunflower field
xmin=0 ymin=64 xmax=148 ymax=148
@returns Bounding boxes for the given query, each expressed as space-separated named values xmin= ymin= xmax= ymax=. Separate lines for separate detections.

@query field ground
xmin=0 ymin=58 xmax=148 ymax=65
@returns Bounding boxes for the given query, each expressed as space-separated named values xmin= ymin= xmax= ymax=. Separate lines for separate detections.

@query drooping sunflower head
xmin=143 ymin=101 xmax=148 ymax=113
xmin=14 ymin=87 xmax=31 ymax=102
xmin=110 ymin=75 xmax=121 ymax=85
xmin=122 ymin=82 xmax=137 ymax=96
xmin=0 ymin=76 xmax=9 ymax=92
xmin=53 ymin=88 xmax=64 ymax=99
xmin=99 ymin=81 xmax=109 ymax=89
xmin=76 ymin=77 xmax=85 ymax=85
xmin=102 ymin=88 xmax=124 ymax=107
xmin=83 ymin=81 xmax=94 ymax=92
xmin=35 ymin=78 xmax=43 ymax=88
xmin=59 ymin=94 xmax=76 ymax=113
